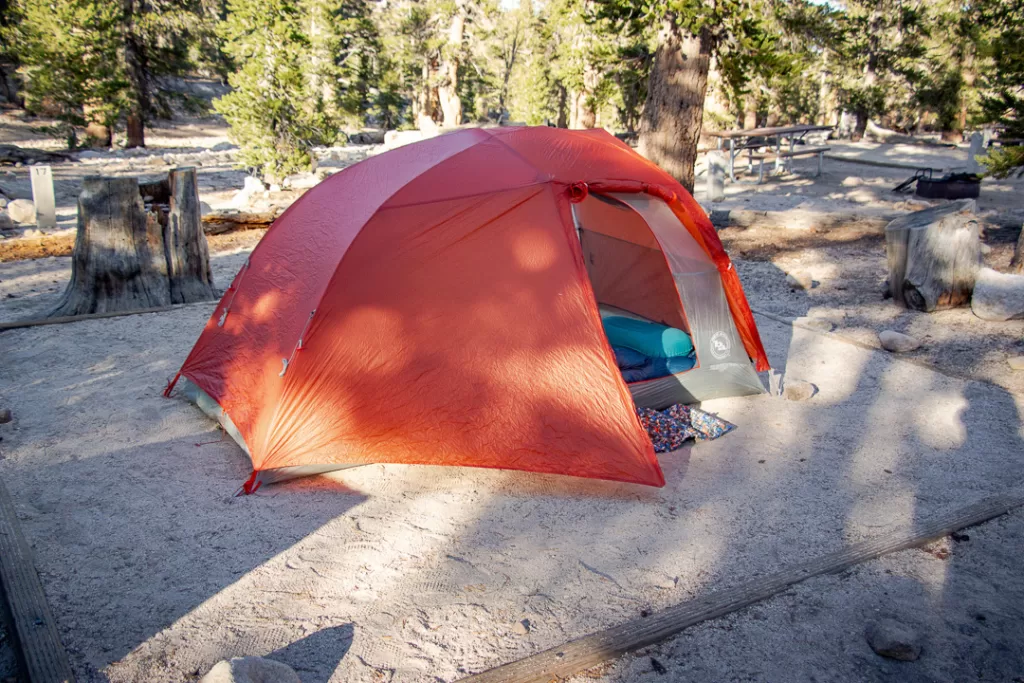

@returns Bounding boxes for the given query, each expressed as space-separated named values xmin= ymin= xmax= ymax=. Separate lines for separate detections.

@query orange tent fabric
xmin=167 ymin=127 xmax=768 ymax=491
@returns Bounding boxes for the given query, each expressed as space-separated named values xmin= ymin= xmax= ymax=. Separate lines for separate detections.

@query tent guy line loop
xmin=279 ymin=309 xmax=317 ymax=377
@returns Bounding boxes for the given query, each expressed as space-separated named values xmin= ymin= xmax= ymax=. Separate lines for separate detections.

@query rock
xmin=200 ymin=657 xmax=300 ymax=683
xmin=283 ymin=172 xmax=320 ymax=190
xmin=782 ymin=378 xmax=816 ymax=401
xmin=865 ymin=619 xmax=922 ymax=661
xmin=268 ymin=183 xmax=281 ymax=193
xmin=971 ymin=267 xmax=1024 ymax=321
xmin=76 ymin=149 xmax=105 ymax=160
xmin=1008 ymin=356 xmax=1024 ymax=371
xmin=0 ymin=211 xmax=13 ymax=231
xmin=162 ymin=153 xmax=176 ymax=165
xmin=512 ymin=619 xmax=531 ymax=635
xmin=348 ymin=129 xmax=385 ymax=145
xmin=879 ymin=330 xmax=921 ymax=353
xmin=0 ymin=197 xmax=7 ymax=209
xmin=243 ymin=176 xmax=265 ymax=194
xmin=785 ymin=271 xmax=814 ymax=290
xmin=210 ymin=141 xmax=235 ymax=152
xmin=0 ymin=408 xmax=11 ymax=424
xmin=7 ymin=199 xmax=35 ymax=224
xmin=200 ymin=202 xmax=213 ymax=217
xmin=231 ymin=177 xmax=267 ymax=208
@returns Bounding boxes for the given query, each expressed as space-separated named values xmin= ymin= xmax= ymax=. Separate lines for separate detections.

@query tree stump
xmin=51 ymin=167 xmax=216 ymax=316
xmin=885 ymin=199 xmax=981 ymax=311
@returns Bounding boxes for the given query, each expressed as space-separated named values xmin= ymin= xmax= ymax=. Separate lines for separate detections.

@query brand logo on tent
xmin=710 ymin=331 xmax=731 ymax=360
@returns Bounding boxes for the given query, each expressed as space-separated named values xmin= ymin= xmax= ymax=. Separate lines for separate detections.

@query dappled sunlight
xmin=512 ymin=227 xmax=559 ymax=271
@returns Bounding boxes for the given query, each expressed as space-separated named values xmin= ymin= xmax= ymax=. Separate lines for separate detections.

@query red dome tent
xmin=166 ymin=127 xmax=769 ymax=492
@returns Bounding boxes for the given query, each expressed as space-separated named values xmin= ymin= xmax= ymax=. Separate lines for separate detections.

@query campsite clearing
xmin=1 ymin=128 xmax=1023 ymax=682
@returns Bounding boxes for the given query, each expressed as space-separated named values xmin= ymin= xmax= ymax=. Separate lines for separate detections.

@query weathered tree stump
xmin=51 ymin=167 xmax=215 ymax=316
xmin=885 ymin=199 xmax=981 ymax=311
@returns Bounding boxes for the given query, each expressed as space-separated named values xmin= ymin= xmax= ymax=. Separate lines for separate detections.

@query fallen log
xmin=201 ymin=209 xmax=282 ymax=234
xmin=708 ymin=208 xmax=902 ymax=232
xmin=0 ymin=144 xmax=71 ymax=165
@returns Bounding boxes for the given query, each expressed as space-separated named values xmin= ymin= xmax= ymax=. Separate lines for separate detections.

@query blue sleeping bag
xmin=621 ymin=355 xmax=697 ymax=383
xmin=602 ymin=316 xmax=694 ymax=359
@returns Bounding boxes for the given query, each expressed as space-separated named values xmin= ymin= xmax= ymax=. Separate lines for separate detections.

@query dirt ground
xmin=1 ymin=115 xmax=1023 ymax=683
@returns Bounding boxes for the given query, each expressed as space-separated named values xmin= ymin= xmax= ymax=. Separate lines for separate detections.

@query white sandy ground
xmin=1 ymin=253 xmax=1023 ymax=681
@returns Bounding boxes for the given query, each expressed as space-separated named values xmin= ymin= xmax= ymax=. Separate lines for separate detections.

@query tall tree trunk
xmin=438 ymin=1 xmax=466 ymax=128
xmin=578 ymin=63 xmax=598 ymax=129
xmin=817 ymin=54 xmax=831 ymax=126
xmin=556 ymin=84 xmax=568 ymax=128
xmin=637 ymin=16 xmax=712 ymax=193
xmin=122 ymin=0 xmax=147 ymax=148
xmin=853 ymin=16 xmax=879 ymax=142
xmin=742 ymin=92 xmax=757 ymax=129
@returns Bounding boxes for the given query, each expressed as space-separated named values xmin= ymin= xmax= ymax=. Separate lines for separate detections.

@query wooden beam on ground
xmin=0 ymin=480 xmax=75 ymax=683
xmin=0 ymin=300 xmax=217 ymax=332
xmin=460 ymin=489 xmax=1024 ymax=683
xmin=707 ymin=208 xmax=901 ymax=232
xmin=201 ymin=209 xmax=281 ymax=234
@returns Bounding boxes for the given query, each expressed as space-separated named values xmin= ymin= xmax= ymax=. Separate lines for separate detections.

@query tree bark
xmin=885 ymin=200 xmax=981 ymax=311
xmin=438 ymin=0 xmax=467 ymax=128
xmin=742 ymin=92 xmax=757 ymax=129
xmin=122 ymin=0 xmax=147 ymax=148
xmin=51 ymin=169 xmax=215 ymax=317
xmin=637 ymin=16 xmax=712 ymax=193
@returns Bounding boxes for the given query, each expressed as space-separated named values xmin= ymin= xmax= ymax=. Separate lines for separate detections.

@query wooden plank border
xmin=0 ymin=480 xmax=75 ymax=682
xmin=460 ymin=489 xmax=1024 ymax=683
xmin=0 ymin=299 xmax=218 ymax=332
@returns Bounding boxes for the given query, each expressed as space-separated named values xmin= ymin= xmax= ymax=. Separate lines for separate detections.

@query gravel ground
xmin=574 ymin=508 xmax=1024 ymax=683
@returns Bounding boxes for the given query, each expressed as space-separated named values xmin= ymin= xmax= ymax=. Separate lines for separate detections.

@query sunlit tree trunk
xmin=637 ymin=15 xmax=713 ymax=193
xmin=438 ymin=0 xmax=467 ymax=127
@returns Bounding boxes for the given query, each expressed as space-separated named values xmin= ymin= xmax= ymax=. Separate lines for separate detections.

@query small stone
xmin=0 ymin=409 xmax=11 ymax=424
xmin=200 ymin=201 xmax=213 ymax=217
xmin=7 ymin=199 xmax=36 ymax=224
xmin=0 ymin=211 xmax=13 ymax=231
xmin=282 ymin=172 xmax=320 ymax=190
xmin=0 ymin=196 xmax=8 ymax=208
xmin=1009 ymin=356 xmax=1024 ymax=371
xmin=243 ymin=176 xmax=265 ymax=194
xmin=210 ymin=141 xmax=235 ymax=152
xmin=786 ymin=271 xmax=814 ymax=290
xmin=512 ymin=619 xmax=530 ymax=635
xmin=865 ymin=618 xmax=922 ymax=661
xmin=200 ymin=657 xmax=300 ymax=683
xmin=782 ymin=378 xmax=816 ymax=401
xmin=879 ymin=330 xmax=921 ymax=353
xmin=268 ymin=183 xmax=282 ymax=193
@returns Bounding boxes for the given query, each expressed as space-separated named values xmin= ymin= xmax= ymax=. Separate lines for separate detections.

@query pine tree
xmin=215 ymin=0 xmax=329 ymax=182
xmin=5 ymin=0 xmax=127 ymax=148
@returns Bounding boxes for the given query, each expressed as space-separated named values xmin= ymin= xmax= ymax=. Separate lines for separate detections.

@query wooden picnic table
xmin=707 ymin=124 xmax=834 ymax=182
